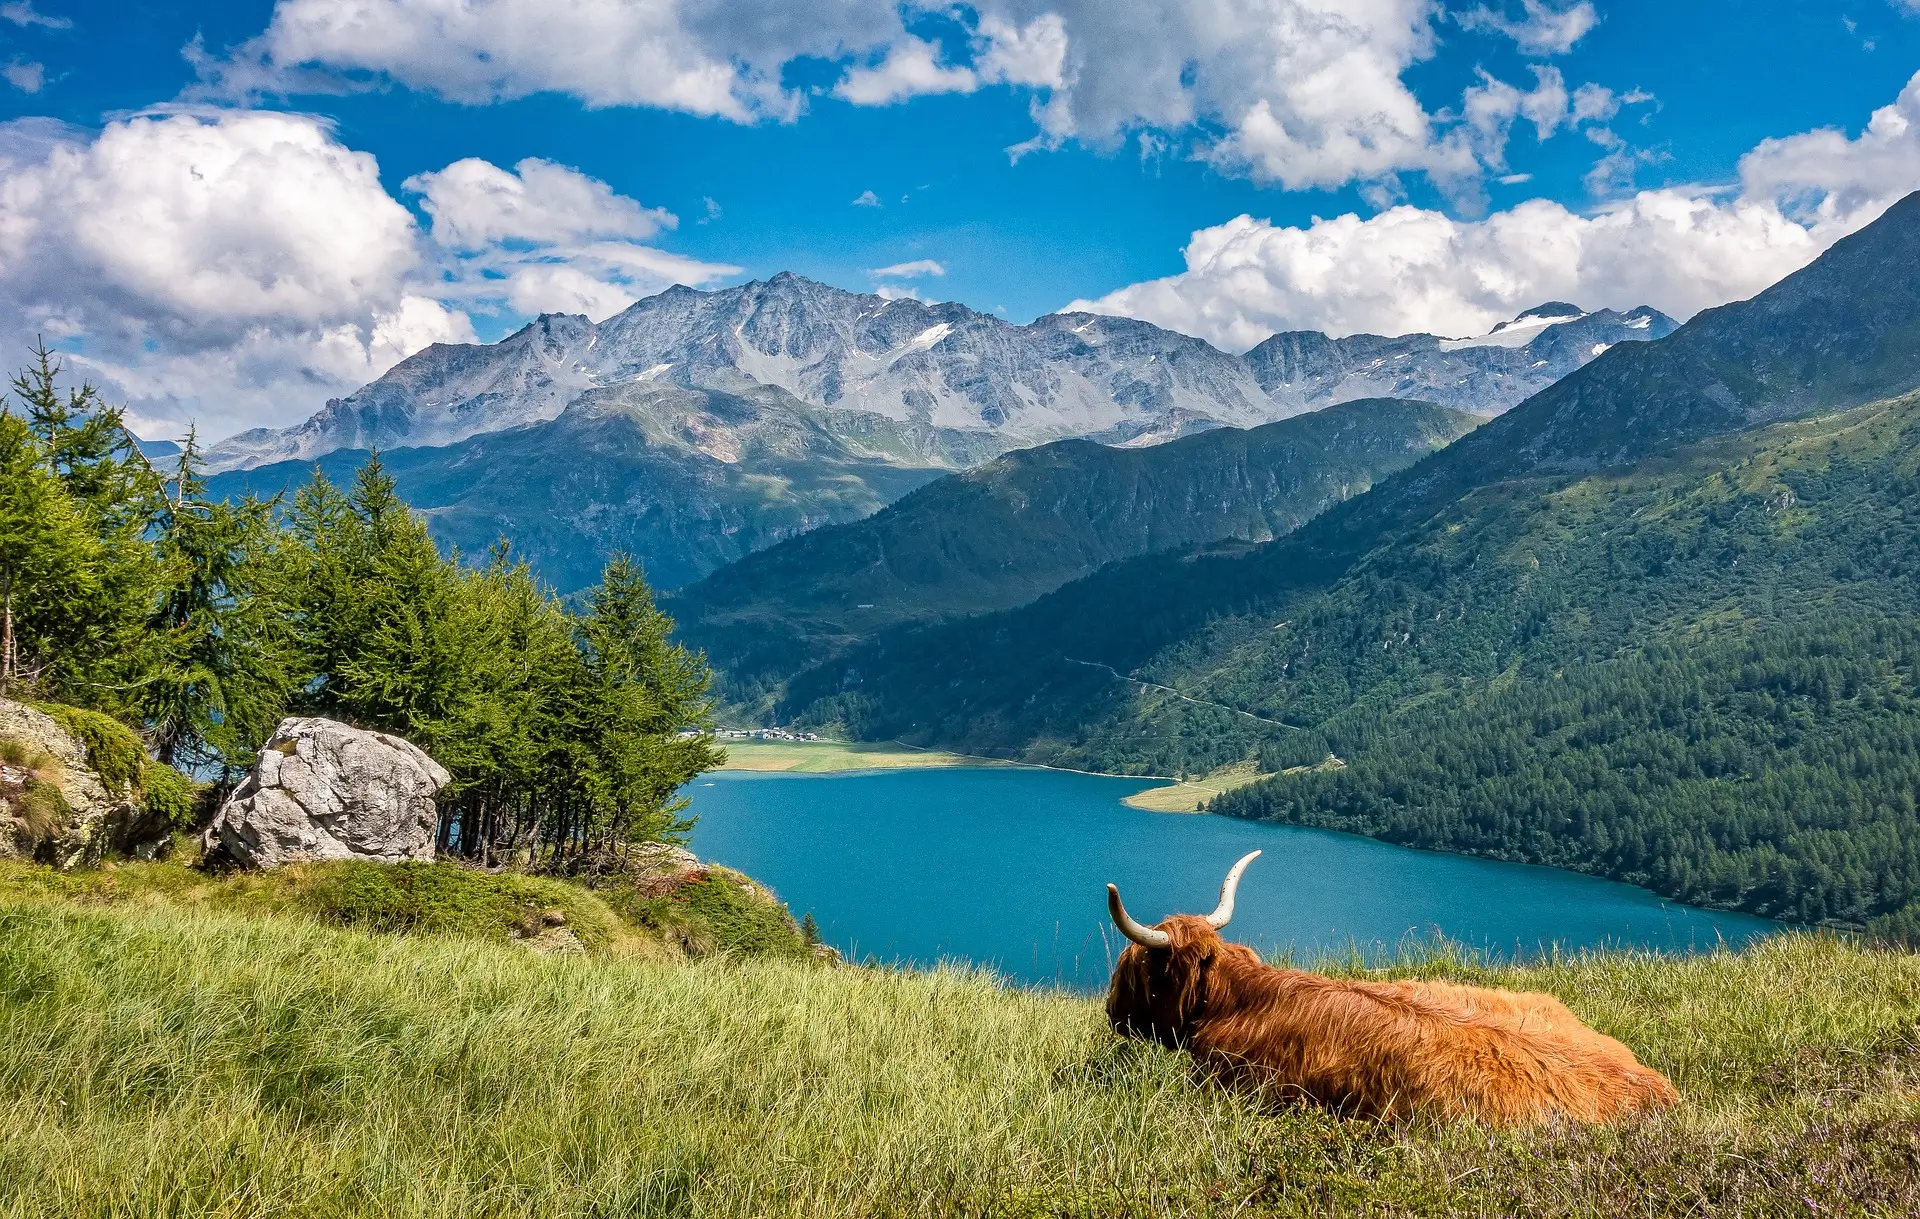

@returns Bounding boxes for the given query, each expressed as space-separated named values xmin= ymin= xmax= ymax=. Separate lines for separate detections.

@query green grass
xmin=1125 ymin=762 xmax=1276 ymax=812
xmin=0 ymin=856 xmax=812 ymax=962
xmin=2 ymin=890 xmax=1919 ymax=1216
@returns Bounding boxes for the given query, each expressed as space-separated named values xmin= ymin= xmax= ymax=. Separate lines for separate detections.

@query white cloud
xmin=870 ymin=259 xmax=946 ymax=278
xmin=403 ymin=157 xmax=674 ymax=249
xmin=1072 ymin=193 xmax=1830 ymax=351
xmin=201 ymin=0 xmax=1617 ymax=196
xmin=202 ymin=0 xmax=904 ymax=121
xmin=1456 ymin=1 xmax=1598 ymax=56
xmin=0 ymin=2 xmax=69 ymax=29
xmin=851 ymin=189 xmax=882 ymax=206
xmin=1463 ymin=66 xmax=1574 ymax=163
xmin=3 ymin=59 xmax=44 ymax=93
xmin=1738 ymin=70 xmax=1920 ymax=225
xmin=1074 ymin=71 xmax=1920 ymax=351
xmin=834 ymin=36 xmax=976 ymax=106
xmin=974 ymin=14 xmax=1068 ymax=89
xmin=0 ymin=110 xmax=734 ymax=440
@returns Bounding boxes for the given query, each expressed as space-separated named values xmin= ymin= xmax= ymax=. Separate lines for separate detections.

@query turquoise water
xmin=686 ymin=767 xmax=1776 ymax=990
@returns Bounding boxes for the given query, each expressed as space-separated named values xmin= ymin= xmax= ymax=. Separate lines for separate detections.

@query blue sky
xmin=4 ymin=0 xmax=1920 ymax=437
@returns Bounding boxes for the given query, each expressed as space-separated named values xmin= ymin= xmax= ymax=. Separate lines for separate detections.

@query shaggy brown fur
xmin=1107 ymin=915 xmax=1679 ymax=1125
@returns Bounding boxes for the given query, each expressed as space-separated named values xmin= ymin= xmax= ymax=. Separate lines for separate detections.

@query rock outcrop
xmin=207 ymin=718 xmax=451 ymax=869
xmin=0 ymin=698 xmax=144 ymax=867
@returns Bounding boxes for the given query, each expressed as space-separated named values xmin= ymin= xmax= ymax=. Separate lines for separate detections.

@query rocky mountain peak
xmin=204 ymin=270 xmax=1675 ymax=474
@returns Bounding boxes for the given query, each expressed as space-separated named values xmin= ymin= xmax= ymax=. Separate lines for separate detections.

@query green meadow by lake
xmin=687 ymin=767 xmax=1776 ymax=990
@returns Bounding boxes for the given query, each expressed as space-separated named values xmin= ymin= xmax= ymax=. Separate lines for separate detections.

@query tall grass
xmin=3 ymin=895 xmax=1920 ymax=1216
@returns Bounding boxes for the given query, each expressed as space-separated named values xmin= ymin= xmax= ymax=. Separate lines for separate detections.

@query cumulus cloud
xmin=404 ymin=157 xmax=673 ymax=249
xmin=870 ymin=259 xmax=946 ymax=278
xmin=851 ymin=189 xmax=881 ymax=206
xmin=1455 ymin=1 xmax=1598 ymax=56
xmin=400 ymin=156 xmax=737 ymax=324
xmin=0 ymin=111 xmax=733 ymax=439
xmin=1073 ymin=71 xmax=1920 ymax=350
xmin=199 ymin=0 xmax=1614 ymax=195
xmin=1738 ymin=70 xmax=1920 ymax=225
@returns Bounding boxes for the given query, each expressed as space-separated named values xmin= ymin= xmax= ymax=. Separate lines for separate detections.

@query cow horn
xmin=1107 ymin=884 xmax=1171 ymax=948
xmin=1205 ymin=850 xmax=1262 ymax=929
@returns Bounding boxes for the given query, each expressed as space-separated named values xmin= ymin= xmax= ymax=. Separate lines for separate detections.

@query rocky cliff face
xmin=0 ymin=700 xmax=149 ymax=867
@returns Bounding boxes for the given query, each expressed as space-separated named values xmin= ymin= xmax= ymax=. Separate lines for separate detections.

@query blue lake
xmin=687 ymin=766 xmax=1776 ymax=991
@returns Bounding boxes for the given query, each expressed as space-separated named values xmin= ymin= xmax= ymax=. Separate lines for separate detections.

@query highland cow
xmin=1105 ymin=851 xmax=1679 ymax=1124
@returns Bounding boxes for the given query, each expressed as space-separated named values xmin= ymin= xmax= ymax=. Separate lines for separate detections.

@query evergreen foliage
xmin=0 ymin=350 xmax=721 ymax=864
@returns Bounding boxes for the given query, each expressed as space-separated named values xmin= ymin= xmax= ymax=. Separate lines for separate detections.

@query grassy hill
xmin=3 ymin=890 xmax=1918 ymax=1216
xmin=667 ymin=398 xmax=1478 ymax=711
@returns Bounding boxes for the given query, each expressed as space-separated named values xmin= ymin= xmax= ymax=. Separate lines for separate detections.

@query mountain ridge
xmin=204 ymin=275 xmax=1674 ymax=475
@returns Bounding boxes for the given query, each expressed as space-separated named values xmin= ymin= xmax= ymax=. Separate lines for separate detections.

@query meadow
xmin=716 ymin=738 xmax=1008 ymax=773
xmin=3 ymin=871 xmax=1918 ymax=1217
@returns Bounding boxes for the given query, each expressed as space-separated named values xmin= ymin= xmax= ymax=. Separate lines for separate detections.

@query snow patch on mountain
xmin=204 ymin=276 xmax=1675 ymax=473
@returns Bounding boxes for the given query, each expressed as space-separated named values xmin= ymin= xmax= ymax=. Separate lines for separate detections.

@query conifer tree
xmin=0 ymin=413 xmax=100 ymax=694
xmin=143 ymin=427 xmax=291 ymax=772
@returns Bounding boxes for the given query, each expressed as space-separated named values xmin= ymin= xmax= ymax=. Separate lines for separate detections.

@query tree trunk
xmin=1 ymin=574 xmax=13 ymax=696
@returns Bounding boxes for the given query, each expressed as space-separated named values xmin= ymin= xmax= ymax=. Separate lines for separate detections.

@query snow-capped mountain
xmin=206 ymin=274 xmax=1278 ymax=472
xmin=205 ymin=277 xmax=1675 ymax=474
xmin=1245 ymin=303 xmax=1679 ymax=416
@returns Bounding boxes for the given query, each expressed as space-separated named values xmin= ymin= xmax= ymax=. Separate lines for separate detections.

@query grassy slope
xmin=0 ymin=857 xmax=815 ymax=963
xmin=3 ymin=897 xmax=1919 ymax=1217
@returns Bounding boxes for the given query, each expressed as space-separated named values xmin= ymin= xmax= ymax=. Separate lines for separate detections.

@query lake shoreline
xmin=715 ymin=738 xmax=1183 ymax=782
xmin=714 ymin=740 xmax=1279 ymax=813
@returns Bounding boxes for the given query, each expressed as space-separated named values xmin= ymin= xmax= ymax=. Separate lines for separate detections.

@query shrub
xmin=613 ymin=868 xmax=813 ymax=959
xmin=139 ymin=763 xmax=197 ymax=832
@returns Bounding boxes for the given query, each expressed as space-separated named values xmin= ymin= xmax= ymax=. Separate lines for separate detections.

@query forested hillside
xmin=669 ymin=398 xmax=1477 ymax=709
xmin=774 ymin=193 xmax=1920 ymax=929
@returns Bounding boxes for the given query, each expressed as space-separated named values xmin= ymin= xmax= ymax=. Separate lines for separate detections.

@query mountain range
xmin=759 ymin=190 xmax=1920 ymax=929
xmin=200 ymin=275 xmax=1670 ymax=592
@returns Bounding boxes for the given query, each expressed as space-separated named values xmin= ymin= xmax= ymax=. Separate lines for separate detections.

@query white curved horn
xmin=1107 ymin=883 xmax=1171 ymax=948
xmin=1204 ymin=850 xmax=1262 ymax=929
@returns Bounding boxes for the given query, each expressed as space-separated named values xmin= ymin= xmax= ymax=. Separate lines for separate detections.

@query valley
xmin=202 ymin=275 xmax=1663 ymax=595
xmin=758 ymin=192 xmax=1920 ymax=930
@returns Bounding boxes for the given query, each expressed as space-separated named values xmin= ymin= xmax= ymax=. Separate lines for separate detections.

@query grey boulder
xmin=208 ymin=717 xmax=450 ymax=868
